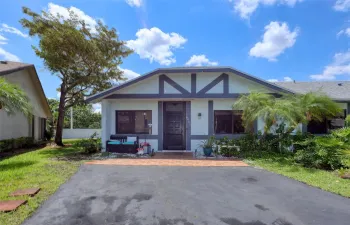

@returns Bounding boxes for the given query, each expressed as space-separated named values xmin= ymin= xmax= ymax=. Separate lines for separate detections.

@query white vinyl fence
xmin=62 ymin=129 xmax=101 ymax=139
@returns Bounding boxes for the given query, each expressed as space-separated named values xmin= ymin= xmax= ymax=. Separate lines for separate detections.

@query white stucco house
xmin=0 ymin=61 xmax=51 ymax=141
xmin=87 ymin=67 xmax=350 ymax=152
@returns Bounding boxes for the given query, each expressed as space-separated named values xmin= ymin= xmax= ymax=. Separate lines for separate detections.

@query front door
xmin=164 ymin=110 xmax=184 ymax=150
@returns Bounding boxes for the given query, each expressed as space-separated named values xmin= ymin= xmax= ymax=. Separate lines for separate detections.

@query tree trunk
xmin=55 ymin=82 xmax=67 ymax=146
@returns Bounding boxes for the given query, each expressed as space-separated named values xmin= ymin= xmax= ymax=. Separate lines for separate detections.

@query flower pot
xmin=203 ymin=147 xmax=213 ymax=157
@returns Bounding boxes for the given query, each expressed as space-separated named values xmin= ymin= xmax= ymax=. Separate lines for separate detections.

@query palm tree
xmin=233 ymin=91 xmax=342 ymax=135
xmin=286 ymin=92 xmax=342 ymax=125
xmin=0 ymin=77 xmax=32 ymax=117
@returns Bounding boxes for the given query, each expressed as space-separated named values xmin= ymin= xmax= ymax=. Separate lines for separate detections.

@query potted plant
xmin=200 ymin=136 xmax=216 ymax=157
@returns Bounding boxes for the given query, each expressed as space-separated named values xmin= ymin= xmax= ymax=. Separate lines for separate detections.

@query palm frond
xmin=0 ymin=77 xmax=32 ymax=118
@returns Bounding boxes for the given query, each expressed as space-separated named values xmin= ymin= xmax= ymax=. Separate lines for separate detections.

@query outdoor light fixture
xmin=198 ymin=113 xmax=202 ymax=119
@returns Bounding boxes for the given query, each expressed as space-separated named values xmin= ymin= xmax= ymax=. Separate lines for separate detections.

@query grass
xmin=244 ymin=152 xmax=350 ymax=198
xmin=0 ymin=139 xmax=86 ymax=225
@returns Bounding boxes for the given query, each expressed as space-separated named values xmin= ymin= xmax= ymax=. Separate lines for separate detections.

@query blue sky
xmin=0 ymin=0 xmax=350 ymax=100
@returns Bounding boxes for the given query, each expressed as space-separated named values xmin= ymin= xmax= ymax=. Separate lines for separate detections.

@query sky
xmin=0 ymin=0 xmax=350 ymax=104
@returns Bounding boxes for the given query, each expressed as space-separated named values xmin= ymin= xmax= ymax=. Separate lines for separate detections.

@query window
xmin=307 ymin=109 xmax=347 ymax=134
xmin=116 ymin=111 xmax=152 ymax=134
xmin=214 ymin=110 xmax=245 ymax=134
xmin=329 ymin=109 xmax=347 ymax=130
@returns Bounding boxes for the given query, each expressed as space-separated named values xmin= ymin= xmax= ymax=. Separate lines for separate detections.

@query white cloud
xmin=125 ymin=0 xmax=143 ymax=7
xmin=229 ymin=0 xmax=302 ymax=19
xmin=334 ymin=0 xmax=350 ymax=12
xmin=249 ymin=21 xmax=299 ymax=61
xmin=0 ymin=24 xmax=25 ymax=61
xmin=126 ymin=27 xmax=187 ymax=65
xmin=0 ymin=34 xmax=7 ymax=41
xmin=310 ymin=50 xmax=350 ymax=80
xmin=0 ymin=24 xmax=28 ymax=38
xmin=111 ymin=68 xmax=140 ymax=85
xmin=185 ymin=55 xmax=218 ymax=66
xmin=337 ymin=27 xmax=350 ymax=37
xmin=283 ymin=76 xmax=293 ymax=82
xmin=0 ymin=47 xmax=20 ymax=61
xmin=120 ymin=68 xmax=140 ymax=80
xmin=47 ymin=2 xmax=98 ymax=33
xmin=0 ymin=34 xmax=7 ymax=45
xmin=92 ymin=103 xmax=101 ymax=113
xmin=267 ymin=76 xmax=293 ymax=82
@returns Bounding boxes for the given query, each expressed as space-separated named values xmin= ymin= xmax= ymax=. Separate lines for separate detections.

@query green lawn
xmin=244 ymin=153 xmax=350 ymax=198
xmin=0 ymin=140 xmax=85 ymax=225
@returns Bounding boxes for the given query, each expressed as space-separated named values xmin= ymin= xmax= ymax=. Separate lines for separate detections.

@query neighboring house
xmin=0 ymin=61 xmax=51 ymax=141
xmin=87 ymin=67 xmax=350 ymax=152
xmin=276 ymin=81 xmax=350 ymax=134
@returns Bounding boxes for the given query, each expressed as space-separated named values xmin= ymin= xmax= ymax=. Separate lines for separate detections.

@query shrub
xmin=75 ymin=132 xmax=101 ymax=153
xmin=345 ymin=115 xmax=350 ymax=127
xmin=44 ymin=129 xmax=53 ymax=141
xmin=294 ymin=136 xmax=347 ymax=170
xmin=236 ymin=133 xmax=259 ymax=153
xmin=0 ymin=137 xmax=35 ymax=152
xmin=331 ymin=127 xmax=350 ymax=144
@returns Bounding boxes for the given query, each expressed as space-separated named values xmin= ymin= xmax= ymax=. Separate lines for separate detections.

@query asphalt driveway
xmin=23 ymin=165 xmax=350 ymax=225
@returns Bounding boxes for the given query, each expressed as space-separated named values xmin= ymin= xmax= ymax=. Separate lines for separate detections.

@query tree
xmin=65 ymin=104 xmax=101 ymax=129
xmin=20 ymin=7 xmax=133 ymax=145
xmin=47 ymin=98 xmax=101 ymax=130
xmin=0 ymin=77 xmax=32 ymax=117
xmin=233 ymin=92 xmax=342 ymax=135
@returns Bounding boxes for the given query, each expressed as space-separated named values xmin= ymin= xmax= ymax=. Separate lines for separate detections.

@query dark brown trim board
xmin=158 ymin=101 xmax=163 ymax=151
xmin=186 ymin=101 xmax=191 ymax=150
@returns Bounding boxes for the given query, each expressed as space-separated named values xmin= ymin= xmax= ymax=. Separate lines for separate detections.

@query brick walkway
xmin=85 ymin=158 xmax=249 ymax=167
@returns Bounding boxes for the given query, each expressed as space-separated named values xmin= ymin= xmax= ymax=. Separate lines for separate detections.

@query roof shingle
xmin=0 ymin=61 xmax=33 ymax=76
xmin=274 ymin=81 xmax=350 ymax=101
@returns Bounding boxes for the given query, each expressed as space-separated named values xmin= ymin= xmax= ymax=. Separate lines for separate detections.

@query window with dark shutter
xmin=116 ymin=110 xmax=152 ymax=134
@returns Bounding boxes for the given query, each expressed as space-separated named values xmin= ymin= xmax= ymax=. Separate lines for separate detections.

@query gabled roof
xmin=0 ymin=61 xmax=33 ymax=76
xmin=86 ymin=66 xmax=295 ymax=102
xmin=0 ymin=61 xmax=52 ymax=117
xmin=275 ymin=81 xmax=350 ymax=102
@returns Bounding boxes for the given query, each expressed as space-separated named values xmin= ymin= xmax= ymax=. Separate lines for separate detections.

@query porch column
xmin=101 ymin=100 xmax=111 ymax=152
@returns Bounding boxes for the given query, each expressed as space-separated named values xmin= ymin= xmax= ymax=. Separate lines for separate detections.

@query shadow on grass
xmin=0 ymin=144 xmax=47 ymax=160
xmin=0 ymin=160 xmax=37 ymax=171
xmin=39 ymin=146 xmax=96 ymax=161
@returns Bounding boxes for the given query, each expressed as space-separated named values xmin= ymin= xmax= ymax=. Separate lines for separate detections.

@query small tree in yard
xmin=233 ymin=92 xmax=342 ymax=136
xmin=20 ymin=7 xmax=133 ymax=146
xmin=0 ymin=77 xmax=32 ymax=117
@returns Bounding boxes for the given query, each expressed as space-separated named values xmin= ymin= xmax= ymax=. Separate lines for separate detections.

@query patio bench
xmin=106 ymin=135 xmax=139 ymax=154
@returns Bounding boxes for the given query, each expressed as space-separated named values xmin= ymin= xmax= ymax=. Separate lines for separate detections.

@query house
xmin=86 ymin=67 xmax=350 ymax=152
xmin=0 ymin=61 xmax=51 ymax=141
xmin=276 ymin=81 xmax=350 ymax=134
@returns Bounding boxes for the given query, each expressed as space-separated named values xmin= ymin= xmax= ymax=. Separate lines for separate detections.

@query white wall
xmin=101 ymin=99 xmax=159 ymax=151
xmin=167 ymin=73 xmax=191 ymax=92
xmin=116 ymin=75 xmax=159 ymax=94
xmin=62 ymin=129 xmax=101 ymax=139
xmin=191 ymin=100 xmax=208 ymax=135
xmin=228 ymin=72 xmax=273 ymax=93
xmin=196 ymin=72 xmax=221 ymax=92
xmin=0 ymin=69 xmax=48 ymax=141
